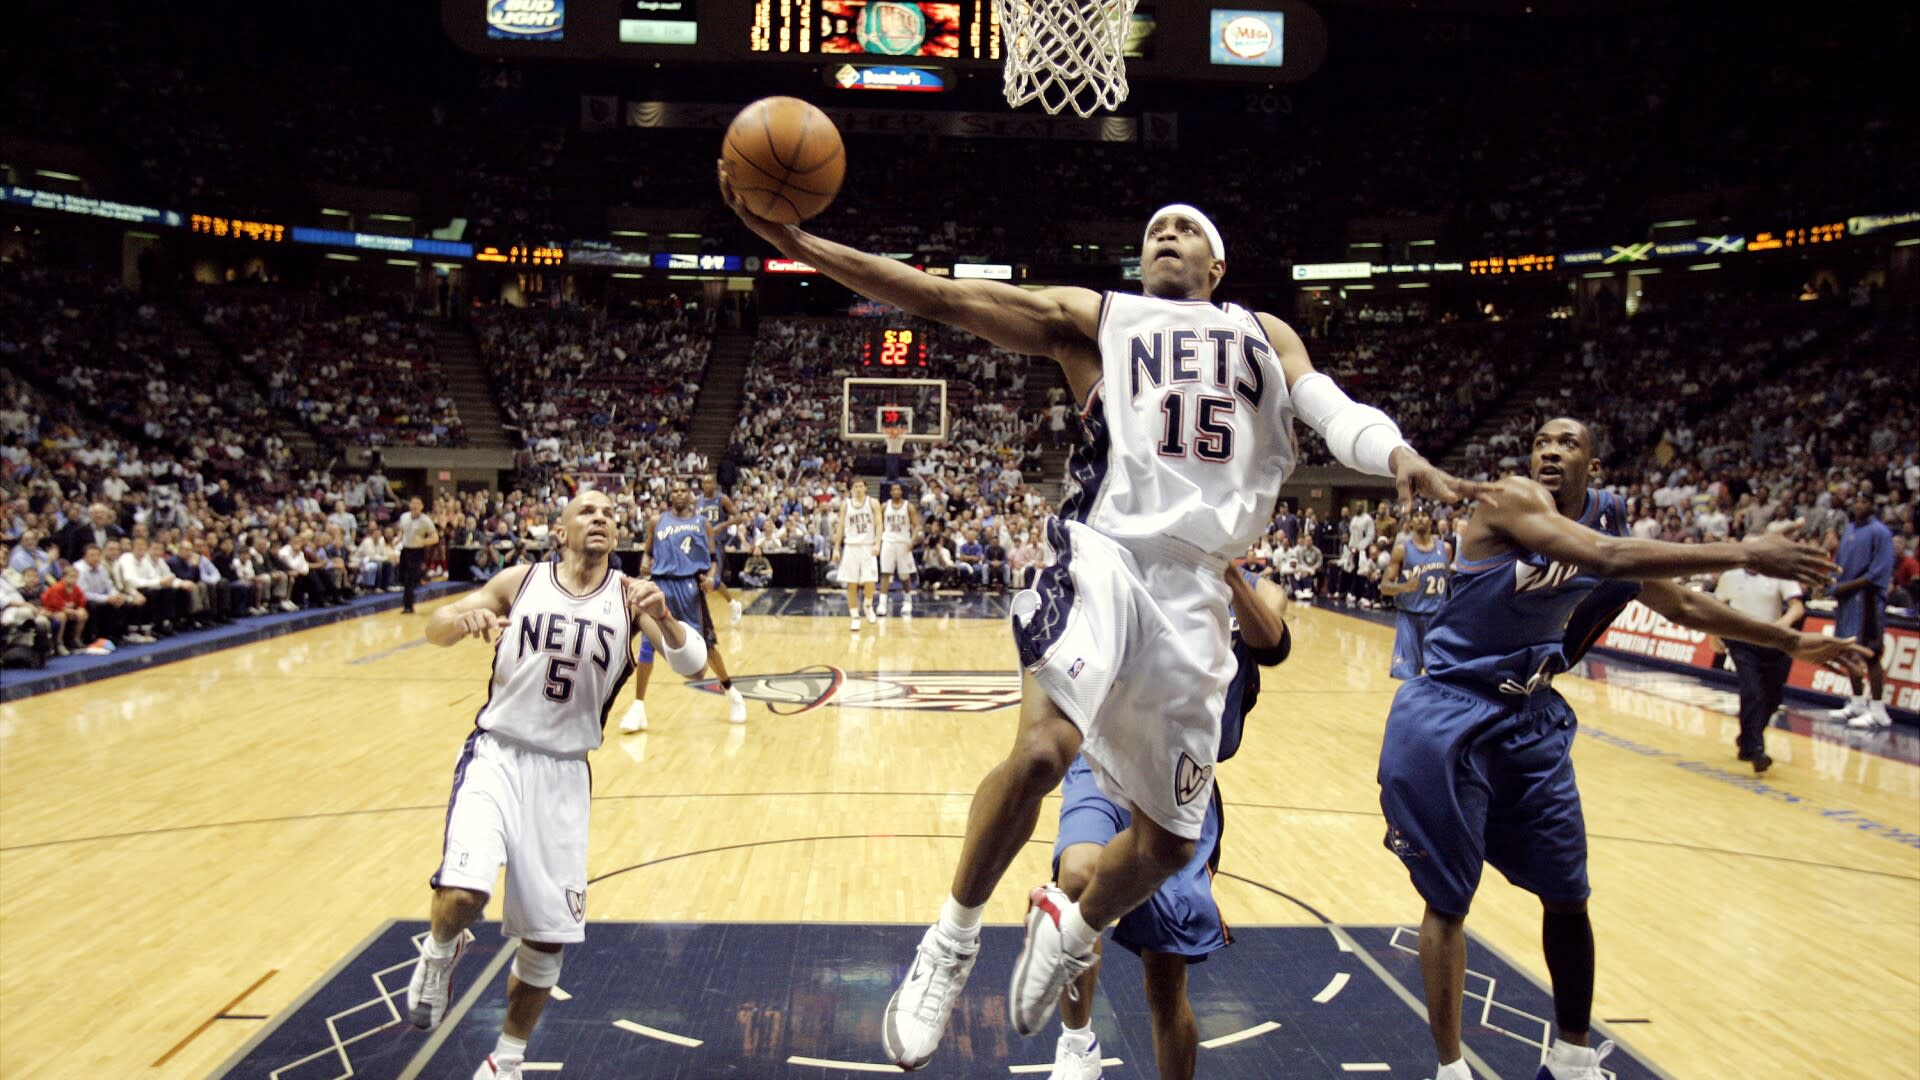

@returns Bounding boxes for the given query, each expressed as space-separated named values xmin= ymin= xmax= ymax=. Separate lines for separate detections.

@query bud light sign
xmin=488 ymin=0 xmax=565 ymax=40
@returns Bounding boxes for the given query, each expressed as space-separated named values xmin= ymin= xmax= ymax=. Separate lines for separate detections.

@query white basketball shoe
xmin=1827 ymin=697 xmax=1868 ymax=723
xmin=882 ymin=924 xmax=979 ymax=1070
xmin=726 ymin=686 xmax=748 ymax=724
xmin=1047 ymin=1031 xmax=1104 ymax=1079
xmin=406 ymin=933 xmax=467 ymax=1030
xmin=1534 ymin=1039 xmax=1614 ymax=1080
xmin=472 ymin=1054 xmax=521 ymax=1079
xmin=1009 ymin=885 xmax=1096 ymax=1036
xmin=618 ymin=701 xmax=648 ymax=733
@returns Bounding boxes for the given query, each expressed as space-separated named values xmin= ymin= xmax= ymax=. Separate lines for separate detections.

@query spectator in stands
xmin=78 ymin=545 xmax=143 ymax=643
xmin=117 ymin=536 xmax=192 ymax=634
xmin=741 ymin=545 xmax=774 ymax=589
xmin=469 ymin=546 xmax=500 ymax=583
xmin=0 ymin=573 xmax=53 ymax=665
xmin=58 ymin=504 xmax=125 ymax=564
xmin=39 ymin=565 xmax=90 ymax=652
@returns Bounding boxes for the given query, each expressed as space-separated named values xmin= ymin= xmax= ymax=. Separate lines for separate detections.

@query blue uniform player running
xmin=1380 ymin=510 xmax=1450 ymax=678
xmin=1045 ymin=563 xmax=1292 ymax=1080
xmin=1376 ymin=418 xmax=1867 ymax=1080
xmin=1826 ymin=493 xmax=1895 ymax=728
xmin=619 ymin=482 xmax=748 ymax=730
xmin=696 ymin=475 xmax=748 ymax=628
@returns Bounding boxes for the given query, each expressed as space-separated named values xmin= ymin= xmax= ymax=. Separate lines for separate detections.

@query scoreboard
xmin=861 ymin=325 xmax=928 ymax=368
xmin=444 ymin=0 xmax=1328 ymax=82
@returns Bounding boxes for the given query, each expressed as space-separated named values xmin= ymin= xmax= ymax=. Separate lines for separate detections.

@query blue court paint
xmin=219 ymin=922 xmax=1670 ymax=1079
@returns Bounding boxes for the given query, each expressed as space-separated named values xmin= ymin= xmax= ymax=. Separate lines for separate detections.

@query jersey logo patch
xmin=566 ymin=888 xmax=586 ymax=922
xmin=691 ymin=668 xmax=1021 ymax=713
xmin=1174 ymin=752 xmax=1213 ymax=806
xmin=1514 ymin=559 xmax=1582 ymax=595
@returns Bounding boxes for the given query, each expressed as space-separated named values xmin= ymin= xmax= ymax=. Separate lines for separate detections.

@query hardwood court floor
xmin=0 ymin=593 xmax=1915 ymax=1078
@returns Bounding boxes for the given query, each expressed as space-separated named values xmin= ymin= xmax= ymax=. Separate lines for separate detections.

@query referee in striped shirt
xmin=398 ymin=496 xmax=439 ymax=614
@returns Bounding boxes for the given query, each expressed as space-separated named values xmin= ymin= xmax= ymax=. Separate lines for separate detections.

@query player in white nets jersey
xmin=722 ymin=166 xmax=1475 ymax=1069
xmin=877 ymin=481 xmax=921 ymax=617
xmin=836 ymin=478 xmax=882 ymax=631
xmin=403 ymin=491 xmax=711 ymax=1080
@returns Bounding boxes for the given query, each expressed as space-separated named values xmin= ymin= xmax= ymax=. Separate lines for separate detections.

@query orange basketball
xmin=722 ymin=96 xmax=845 ymax=224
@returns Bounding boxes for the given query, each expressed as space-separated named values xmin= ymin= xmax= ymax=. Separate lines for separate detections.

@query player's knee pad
xmin=511 ymin=942 xmax=563 ymax=988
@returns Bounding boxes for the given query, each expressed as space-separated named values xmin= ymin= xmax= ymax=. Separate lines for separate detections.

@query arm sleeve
xmin=1289 ymin=372 xmax=1412 ymax=477
xmin=659 ymin=620 xmax=709 ymax=676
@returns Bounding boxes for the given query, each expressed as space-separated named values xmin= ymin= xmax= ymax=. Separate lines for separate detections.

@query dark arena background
xmin=1 ymin=2 xmax=1916 ymax=1078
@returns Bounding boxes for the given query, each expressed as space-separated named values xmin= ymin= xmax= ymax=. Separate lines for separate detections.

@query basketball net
xmin=999 ymin=0 xmax=1136 ymax=118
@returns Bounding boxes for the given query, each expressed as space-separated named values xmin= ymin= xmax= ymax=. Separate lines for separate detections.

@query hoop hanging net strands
xmin=998 ymin=0 xmax=1138 ymax=117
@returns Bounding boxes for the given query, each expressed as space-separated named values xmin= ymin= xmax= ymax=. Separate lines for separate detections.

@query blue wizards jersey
xmin=697 ymin=494 xmax=728 ymax=528
xmin=1395 ymin=535 xmax=1451 ymax=616
xmin=650 ymin=511 xmax=712 ymax=576
xmin=1423 ymin=489 xmax=1635 ymax=696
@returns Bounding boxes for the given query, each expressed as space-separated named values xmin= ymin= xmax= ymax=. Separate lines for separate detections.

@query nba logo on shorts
xmin=1068 ymin=657 xmax=1086 ymax=679
xmin=566 ymin=888 xmax=586 ymax=922
xmin=1174 ymin=752 xmax=1212 ymax=806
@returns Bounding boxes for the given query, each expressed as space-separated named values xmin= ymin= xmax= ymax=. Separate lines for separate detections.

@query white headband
xmin=1144 ymin=204 xmax=1224 ymax=261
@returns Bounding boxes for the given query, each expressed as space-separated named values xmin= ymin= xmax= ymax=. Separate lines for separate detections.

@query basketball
xmin=722 ymin=96 xmax=845 ymax=224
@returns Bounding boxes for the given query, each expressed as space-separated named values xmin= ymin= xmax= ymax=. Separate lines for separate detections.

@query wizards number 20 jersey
xmin=474 ymin=563 xmax=635 ymax=756
xmin=1076 ymin=293 xmax=1298 ymax=557
xmin=1395 ymin=536 xmax=1451 ymax=616
xmin=1423 ymin=489 xmax=1637 ymax=696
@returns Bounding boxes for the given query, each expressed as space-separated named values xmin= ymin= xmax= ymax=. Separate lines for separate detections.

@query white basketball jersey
xmin=1076 ymin=292 xmax=1298 ymax=556
xmin=473 ymin=562 xmax=635 ymax=756
xmin=843 ymin=496 xmax=878 ymax=545
xmin=881 ymin=500 xmax=913 ymax=542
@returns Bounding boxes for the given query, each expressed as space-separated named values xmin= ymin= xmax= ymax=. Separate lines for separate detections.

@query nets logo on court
xmin=691 ymin=666 xmax=1020 ymax=713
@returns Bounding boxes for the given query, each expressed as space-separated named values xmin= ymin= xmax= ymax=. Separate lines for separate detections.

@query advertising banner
xmin=1594 ymin=600 xmax=1920 ymax=716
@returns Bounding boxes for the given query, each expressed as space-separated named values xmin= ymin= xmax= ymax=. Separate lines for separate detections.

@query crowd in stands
xmin=474 ymin=302 xmax=711 ymax=481
xmin=8 ymin=6 xmax=1914 ymax=280
xmin=200 ymin=292 xmax=464 ymax=447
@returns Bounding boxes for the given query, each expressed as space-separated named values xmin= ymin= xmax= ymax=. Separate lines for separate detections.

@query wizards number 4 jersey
xmin=1074 ymin=293 xmax=1299 ymax=558
xmin=474 ymin=563 xmax=636 ymax=756
xmin=1423 ymin=490 xmax=1639 ymax=696
xmin=651 ymin=511 xmax=711 ymax=576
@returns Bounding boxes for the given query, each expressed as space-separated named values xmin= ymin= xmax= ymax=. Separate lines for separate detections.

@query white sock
xmin=1435 ymin=1058 xmax=1472 ymax=1079
xmin=939 ymin=896 xmax=984 ymax=939
xmin=1059 ymin=901 xmax=1098 ymax=956
xmin=492 ymin=1032 xmax=527 ymax=1064
xmin=1060 ymin=1020 xmax=1095 ymax=1050
xmin=423 ymin=931 xmax=458 ymax=959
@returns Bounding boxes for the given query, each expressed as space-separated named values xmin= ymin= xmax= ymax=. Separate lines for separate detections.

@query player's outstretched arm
xmin=1639 ymin=579 xmax=1871 ymax=677
xmin=719 ymin=159 xmax=1099 ymax=361
xmin=1254 ymin=312 xmax=1477 ymax=505
xmin=1226 ymin=564 xmax=1292 ymax=665
xmin=1480 ymin=478 xmax=1841 ymax=588
xmin=425 ymin=565 xmax=527 ymax=645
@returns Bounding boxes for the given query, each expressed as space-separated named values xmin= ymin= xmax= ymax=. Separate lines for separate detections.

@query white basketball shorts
xmin=879 ymin=539 xmax=916 ymax=576
xmin=432 ymin=730 xmax=590 ymax=943
xmin=839 ymin=542 xmax=879 ymax=584
xmin=1010 ymin=519 xmax=1232 ymax=841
